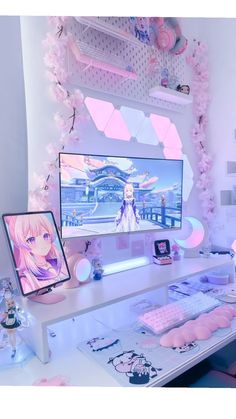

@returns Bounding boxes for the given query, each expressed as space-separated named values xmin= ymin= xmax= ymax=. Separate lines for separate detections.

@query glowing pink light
xmin=84 ymin=97 xmax=114 ymax=131
xmin=104 ymin=110 xmax=131 ymax=141
xmin=163 ymin=123 xmax=182 ymax=149
xmin=149 ymin=114 xmax=171 ymax=141
xmin=231 ymin=240 xmax=236 ymax=252
xmin=163 ymin=147 xmax=183 ymax=159
xmin=175 ymin=216 xmax=205 ymax=249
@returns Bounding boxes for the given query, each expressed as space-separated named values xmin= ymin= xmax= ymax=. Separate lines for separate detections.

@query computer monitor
xmin=59 ymin=152 xmax=183 ymax=239
xmin=2 ymin=211 xmax=70 ymax=304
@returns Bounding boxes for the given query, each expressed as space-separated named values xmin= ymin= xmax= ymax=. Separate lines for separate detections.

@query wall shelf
xmin=149 ymin=85 xmax=193 ymax=105
xmin=70 ymin=40 xmax=138 ymax=80
xmin=74 ymin=16 xmax=141 ymax=47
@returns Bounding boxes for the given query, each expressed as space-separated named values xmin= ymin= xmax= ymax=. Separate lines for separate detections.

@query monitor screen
xmin=59 ymin=153 xmax=183 ymax=239
xmin=2 ymin=211 xmax=70 ymax=297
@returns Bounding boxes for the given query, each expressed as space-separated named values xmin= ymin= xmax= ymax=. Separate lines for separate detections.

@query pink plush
xmin=210 ymin=314 xmax=231 ymax=328
xmin=33 ymin=375 xmax=69 ymax=386
xmin=212 ymin=307 xmax=234 ymax=320
xmin=160 ymin=333 xmax=174 ymax=347
xmin=171 ymin=332 xmax=186 ymax=348
xmin=201 ymin=317 xmax=219 ymax=332
xmin=192 ymin=325 xmax=212 ymax=340
xmin=180 ymin=327 xmax=197 ymax=343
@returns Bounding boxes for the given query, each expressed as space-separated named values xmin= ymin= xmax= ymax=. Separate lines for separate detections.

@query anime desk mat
xmin=77 ymin=319 xmax=236 ymax=387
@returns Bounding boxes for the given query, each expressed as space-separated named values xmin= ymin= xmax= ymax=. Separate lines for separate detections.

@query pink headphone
xmin=156 ymin=17 xmax=188 ymax=55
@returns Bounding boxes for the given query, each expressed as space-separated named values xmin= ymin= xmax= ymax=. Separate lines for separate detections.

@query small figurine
xmin=176 ymin=84 xmax=190 ymax=95
xmin=92 ymin=257 xmax=104 ymax=281
xmin=171 ymin=243 xmax=181 ymax=261
xmin=0 ymin=289 xmax=21 ymax=358
xmin=160 ymin=68 xmax=169 ymax=87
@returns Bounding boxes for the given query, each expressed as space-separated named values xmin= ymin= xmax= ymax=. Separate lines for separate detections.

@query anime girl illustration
xmin=4 ymin=213 xmax=68 ymax=295
xmin=115 ymin=183 xmax=140 ymax=232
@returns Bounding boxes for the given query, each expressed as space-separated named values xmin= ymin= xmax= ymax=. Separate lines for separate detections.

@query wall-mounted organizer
xmin=70 ymin=40 xmax=138 ymax=81
xmin=149 ymin=85 xmax=193 ymax=106
xmin=74 ymin=16 xmax=141 ymax=47
xmin=67 ymin=17 xmax=188 ymax=113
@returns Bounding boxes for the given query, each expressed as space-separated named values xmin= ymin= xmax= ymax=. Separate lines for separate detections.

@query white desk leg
xmin=20 ymin=321 xmax=50 ymax=364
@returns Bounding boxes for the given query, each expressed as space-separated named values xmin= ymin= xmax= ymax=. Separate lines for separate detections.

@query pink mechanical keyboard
xmin=138 ymin=292 xmax=221 ymax=335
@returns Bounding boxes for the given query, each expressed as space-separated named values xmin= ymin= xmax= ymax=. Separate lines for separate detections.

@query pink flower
xmin=49 ymin=83 xmax=68 ymax=102
xmin=54 ymin=112 xmax=67 ymax=130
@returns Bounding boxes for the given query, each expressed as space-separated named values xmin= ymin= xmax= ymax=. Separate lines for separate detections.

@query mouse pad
xmin=76 ymin=317 xmax=236 ymax=387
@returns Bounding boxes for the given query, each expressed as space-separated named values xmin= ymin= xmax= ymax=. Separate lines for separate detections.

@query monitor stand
xmin=28 ymin=289 xmax=65 ymax=304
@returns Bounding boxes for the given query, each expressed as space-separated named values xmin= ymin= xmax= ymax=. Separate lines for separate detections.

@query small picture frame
xmin=154 ymin=239 xmax=171 ymax=257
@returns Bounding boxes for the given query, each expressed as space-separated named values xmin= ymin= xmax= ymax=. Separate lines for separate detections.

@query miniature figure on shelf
xmin=0 ymin=289 xmax=21 ymax=358
xmin=92 ymin=257 xmax=104 ymax=281
xmin=160 ymin=68 xmax=169 ymax=87
xmin=176 ymin=84 xmax=190 ymax=95
xmin=171 ymin=243 xmax=181 ymax=261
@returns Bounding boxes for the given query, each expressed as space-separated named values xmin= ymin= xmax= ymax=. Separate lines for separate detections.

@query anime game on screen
xmin=59 ymin=153 xmax=183 ymax=239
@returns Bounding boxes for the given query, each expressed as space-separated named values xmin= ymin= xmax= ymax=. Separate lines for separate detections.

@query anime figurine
xmin=5 ymin=213 xmax=67 ymax=295
xmin=160 ymin=68 xmax=169 ymax=87
xmin=176 ymin=84 xmax=190 ymax=95
xmin=92 ymin=257 xmax=104 ymax=281
xmin=171 ymin=243 xmax=181 ymax=261
xmin=0 ymin=289 xmax=21 ymax=358
xmin=115 ymin=183 xmax=140 ymax=233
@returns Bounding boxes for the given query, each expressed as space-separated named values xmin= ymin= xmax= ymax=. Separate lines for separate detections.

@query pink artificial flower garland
xmin=29 ymin=17 xmax=88 ymax=218
xmin=186 ymin=40 xmax=215 ymax=246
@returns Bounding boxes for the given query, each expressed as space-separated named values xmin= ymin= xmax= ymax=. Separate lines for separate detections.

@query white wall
xmin=0 ymin=16 xmax=28 ymax=278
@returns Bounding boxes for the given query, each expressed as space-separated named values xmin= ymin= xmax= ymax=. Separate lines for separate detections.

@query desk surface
xmin=18 ymin=256 xmax=234 ymax=327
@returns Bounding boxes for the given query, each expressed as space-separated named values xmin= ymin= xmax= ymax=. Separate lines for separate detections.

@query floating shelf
xmin=149 ymin=85 xmax=193 ymax=105
xmin=70 ymin=40 xmax=138 ymax=80
xmin=75 ymin=16 xmax=141 ymax=47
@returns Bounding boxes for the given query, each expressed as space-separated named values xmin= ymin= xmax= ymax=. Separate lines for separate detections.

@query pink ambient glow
xmin=162 ymin=123 xmax=183 ymax=149
xmin=175 ymin=216 xmax=205 ymax=249
xmin=84 ymin=97 xmax=114 ymax=131
xmin=163 ymin=147 xmax=183 ymax=159
xmin=231 ymin=239 xmax=236 ymax=253
xmin=104 ymin=110 xmax=131 ymax=141
xmin=149 ymin=114 xmax=171 ymax=141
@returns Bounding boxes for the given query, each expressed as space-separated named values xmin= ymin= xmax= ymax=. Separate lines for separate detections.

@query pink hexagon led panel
xmin=149 ymin=114 xmax=171 ymax=142
xmin=163 ymin=123 xmax=183 ymax=149
xmin=84 ymin=97 xmax=114 ymax=131
xmin=104 ymin=109 xmax=131 ymax=141
xmin=231 ymin=240 xmax=236 ymax=252
xmin=163 ymin=147 xmax=183 ymax=159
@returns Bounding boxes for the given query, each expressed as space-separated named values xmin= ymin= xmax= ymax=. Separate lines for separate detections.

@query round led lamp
xmin=63 ymin=253 xmax=92 ymax=288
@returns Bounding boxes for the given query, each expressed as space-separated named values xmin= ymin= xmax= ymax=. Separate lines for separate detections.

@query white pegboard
xmin=67 ymin=17 xmax=187 ymax=113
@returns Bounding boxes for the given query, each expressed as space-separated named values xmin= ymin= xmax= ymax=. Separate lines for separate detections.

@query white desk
xmin=18 ymin=256 xmax=235 ymax=383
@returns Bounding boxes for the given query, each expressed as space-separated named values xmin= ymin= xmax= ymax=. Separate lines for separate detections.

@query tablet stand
xmin=28 ymin=290 xmax=65 ymax=304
